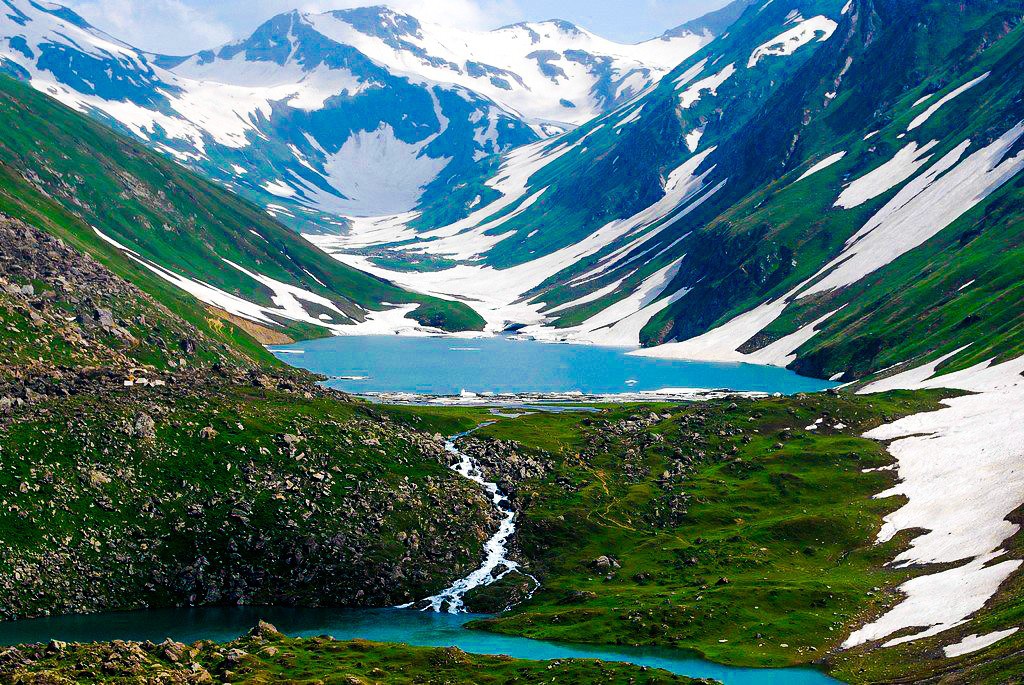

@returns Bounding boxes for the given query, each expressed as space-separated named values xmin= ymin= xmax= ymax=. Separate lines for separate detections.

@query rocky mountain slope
xmin=0 ymin=205 xmax=499 ymax=626
xmin=0 ymin=372 xmax=498 ymax=621
xmin=319 ymin=0 xmax=1024 ymax=384
xmin=0 ymin=1 xmax=716 ymax=226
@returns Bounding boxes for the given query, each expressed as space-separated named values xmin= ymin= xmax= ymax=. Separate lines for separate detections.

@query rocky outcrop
xmin=0 ymin=372 xmax=500 ymax=620
xmin=455 ymin=437 xmax=551 ymax=498
xmin=0 ymin=213 xmax=249 ymax=381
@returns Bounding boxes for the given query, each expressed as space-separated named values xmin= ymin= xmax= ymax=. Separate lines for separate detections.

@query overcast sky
xmin=62 ymin=0 xmax=732 ymax=54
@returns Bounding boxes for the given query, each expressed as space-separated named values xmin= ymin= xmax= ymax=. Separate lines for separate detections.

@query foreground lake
xmin=0 ymin=607 xmax=839 ymax=685
xmin=270 ymin=335 xmax=835 ymax=396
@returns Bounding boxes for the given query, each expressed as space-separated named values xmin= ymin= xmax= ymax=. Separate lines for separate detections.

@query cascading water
xmin=420 ymin=426 xmax=539 ymax=613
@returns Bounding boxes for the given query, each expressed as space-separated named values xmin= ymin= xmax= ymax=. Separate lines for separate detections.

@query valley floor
xmin=0 ymin=238 xmax=1020 ymax=682
xmin=3 ymin=374 xmax=1021 ymax=683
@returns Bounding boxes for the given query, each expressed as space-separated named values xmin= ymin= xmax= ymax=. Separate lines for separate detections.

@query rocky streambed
xmin=417 ymin=427 xmax=541 ymax=613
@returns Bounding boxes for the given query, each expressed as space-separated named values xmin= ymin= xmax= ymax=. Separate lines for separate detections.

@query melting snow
xmin=844 ymin=354 xmax=1024 ymax=650
xmin=93 ymin=227 xmax=442 ymax=336
xmin=614 ymin=105 xmax=645 ymax=129
xmin=546 ymin=273 xmax=636 ymax=315
xmin=907 ymin=73 xmax=989 ymax=131
xmin=674 ymin=59 xmax=709 ymax=87
xmin=748 ymin=16 xmax=838 ymax=68
xmin=311 ymin=149 xmax=722 ymax=333
xmin=834 ymin=140 xmax=939 ymax=209
xmin=631 ymin=284 xmax=842 ymax=367
xmin=262 ymin=180 xmax=296 ymax=198
xmin=912 ymin=93 xmax=935 ymax=108
xmin=944 ymin=628 xmax=1019 ymax=657
xmin=796 ymin=151 xmax=846 ymax=182
xmin=685 ymin=126 xmax=706 ymax=153
xmin=805 ymin=123 xmax=1024 ymax=297
xmin=539 ymin=261 xmax=689 ymax=347
xmin=318 ymin=123 xmax=452 ymax=217
xmin=679 ymin=63 xmax=736 ymax=109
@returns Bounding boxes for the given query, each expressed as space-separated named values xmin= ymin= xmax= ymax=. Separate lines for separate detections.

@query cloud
xmin=64 ymin=0 xmax=524 ymax=54
xmin=64 ymin=0 xmax=235 ymax=53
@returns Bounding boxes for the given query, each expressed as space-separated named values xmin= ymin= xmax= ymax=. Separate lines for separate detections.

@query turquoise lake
xmin=0 ymin=607 xmax=839 ymax=684
xmin=270 ymin=335 xmax=835 ymax=396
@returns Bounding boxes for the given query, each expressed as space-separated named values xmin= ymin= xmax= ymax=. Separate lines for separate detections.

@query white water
xmin=422 ymin=426 xmax=539 ymax=613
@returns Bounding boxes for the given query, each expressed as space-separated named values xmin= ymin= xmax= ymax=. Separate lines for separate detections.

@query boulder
xmin=95 ymin=308 xmax=115 ymax=329
xmin=132 ymin=412 xmax=156 ymax=440
xmin=591 ymin=555 xmax=621 ymax=571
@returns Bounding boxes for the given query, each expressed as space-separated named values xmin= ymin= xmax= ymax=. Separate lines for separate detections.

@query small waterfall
xmin=420 ymin=426 xmax=539 ymax=613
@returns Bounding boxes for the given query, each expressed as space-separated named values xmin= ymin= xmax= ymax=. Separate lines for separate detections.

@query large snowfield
xmin=842 ymin=354 xmax=1024 ymax=655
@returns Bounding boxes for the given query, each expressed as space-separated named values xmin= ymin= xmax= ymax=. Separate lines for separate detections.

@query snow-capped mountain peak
xmin=315 ymin=7 xmax=711 ymax=127
xmin=171 ymin=5 xmax=712 ymax=130
xmin=0 ymin=1 xmax=714 ymax=219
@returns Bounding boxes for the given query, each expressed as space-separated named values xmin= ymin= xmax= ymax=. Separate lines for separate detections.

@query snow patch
xmin=944 ymin=628 xmax=1019 ymax=658
xmin=844 ymin=354 xmax=1024 ymax=649
xmin=907 ymin=73 xmax=989 ymax=131
xmin=835 ymin=140 xmax=939 ymax=209
xmin=748 ymin=16 xmax=838 ymax=68
xmin=319 ymin=123 xmax=451 ymax=217
xmin=796 ymin=151 xmax=846 ymax=182
xmin=679 ymin=63 xmax=736 ymax=109
xmin=685 ymin=126 xmax=706 ymax=153
xmin=540 ymin=261 xmax=688 ymax=347
xmin=806 ymin=123 xmax=1024 ymax=297
xmin=311 ymin=149 xmax=722 ymax=334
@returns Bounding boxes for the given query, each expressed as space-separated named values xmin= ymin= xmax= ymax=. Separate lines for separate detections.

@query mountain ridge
xmin=312 ymin=0 xmax=1024 ymax=386
xmin=0 ymin=0 xmax=717 ymax=226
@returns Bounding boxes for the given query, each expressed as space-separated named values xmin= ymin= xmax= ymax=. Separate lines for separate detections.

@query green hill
xmin=0 ymin=74 xmax=483 ymax=359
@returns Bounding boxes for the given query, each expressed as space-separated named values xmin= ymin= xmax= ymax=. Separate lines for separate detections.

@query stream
xmin=0 ymin=432 xmax=842 ymax=684
xmin=0 ymin=390 xmax=845 ymax=683
xmin=0 ymin=608 xmax=840 ymax=684
xmin=419 ymin=426 xmax=539 ymax=613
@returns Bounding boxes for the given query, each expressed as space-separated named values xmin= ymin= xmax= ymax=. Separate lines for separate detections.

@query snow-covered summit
xmin=171 ymin=5 xmax=712 ymax=129
xmin=0 ymin=1 xmax=713 ymax=219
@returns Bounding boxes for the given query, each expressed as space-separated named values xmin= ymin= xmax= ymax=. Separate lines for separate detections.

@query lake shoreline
xmin=0 ymin=607 xmax=841 ymax=684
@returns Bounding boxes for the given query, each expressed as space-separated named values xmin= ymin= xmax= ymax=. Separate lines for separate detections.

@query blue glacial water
xmin=0 ymin=607 xmax=840 ymax=684
xmin=269 ymin=335 xmax=835 ymax=396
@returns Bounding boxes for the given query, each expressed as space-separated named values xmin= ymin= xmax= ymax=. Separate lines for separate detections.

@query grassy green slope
xmin=435 ymin=394 xmax=1023 ymax=684
xmin=0 ymin=211 xmax=276 ymax=370
xmin=465 ymin=394 xmax=946 ymax=669
xmin=0 ymin=378 xmax=496 ymax=621
xmin=0 ymin=74 xmax=483 ymax=339
xmin=644 ymin=0 xmax=1024 ymax=378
